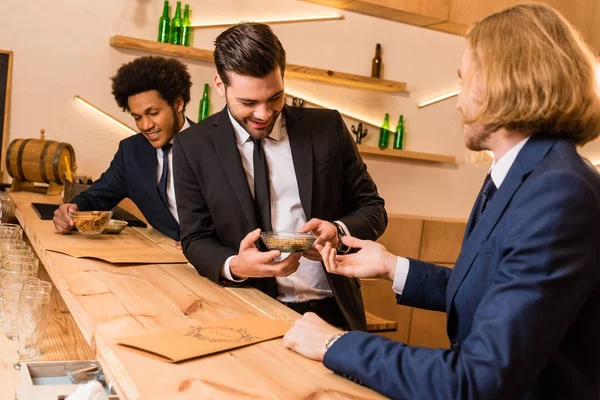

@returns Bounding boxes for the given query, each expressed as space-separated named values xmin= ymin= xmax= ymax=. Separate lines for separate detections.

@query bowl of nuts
xmin=260 ymin=231 xmax=316 ymax=253
xmin=101 ymin=219 xmax=128 ymax=234
xmin=68 ymin=211 xmax=113 ymax=234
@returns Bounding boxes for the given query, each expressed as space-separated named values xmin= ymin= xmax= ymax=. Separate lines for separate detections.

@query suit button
xmin=451 ymin=342 xmax=460 ymax=351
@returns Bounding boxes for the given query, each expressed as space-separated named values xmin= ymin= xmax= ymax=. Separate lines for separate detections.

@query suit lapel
xmin=210 ymin=107 xmax=257 ymax=228
xmin=284 ymin=106 xmax=313 ymax=220
xmin=446 ymin=137 xmax=558 ymax=312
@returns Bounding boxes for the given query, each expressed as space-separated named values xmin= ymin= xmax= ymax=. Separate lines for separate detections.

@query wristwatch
xmin=325 ymin=331 xmax=348 ymax=353
xmin=333 ymin=221 xmax=351 ymax=255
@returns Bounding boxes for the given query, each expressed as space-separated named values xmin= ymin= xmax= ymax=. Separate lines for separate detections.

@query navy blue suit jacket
xmin=72 ymin=119 xmax=194 ymax=241
xmin=324 ymin=136 xmax=600 ymax=399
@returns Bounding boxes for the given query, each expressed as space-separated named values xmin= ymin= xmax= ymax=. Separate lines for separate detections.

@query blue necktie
xmin=158 ymin=143 xmax=172 ymax=208
xmin=471 ymin=173 xmax=497 ymax=231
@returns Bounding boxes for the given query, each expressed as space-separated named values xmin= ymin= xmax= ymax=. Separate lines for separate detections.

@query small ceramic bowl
xmin=68 ymin=211 xmax=112 ymax=234
xmin=101 ymin=219 xmax=128 ymax=234
xmin=64 ymin=360 xmax=101 ymax=384
xmin=260 ymin=231 xmax=316 ymax=253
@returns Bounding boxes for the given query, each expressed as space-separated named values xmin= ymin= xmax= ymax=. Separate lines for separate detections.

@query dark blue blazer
xmin=72 ymin=119 xmax=194 ymax=241
xmin=324 ymin=136 xmax=600 ymax=399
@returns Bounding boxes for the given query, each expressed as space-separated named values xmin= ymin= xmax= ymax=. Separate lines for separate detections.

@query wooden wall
xmin=361 ymin=214 xmax=466 ymax=348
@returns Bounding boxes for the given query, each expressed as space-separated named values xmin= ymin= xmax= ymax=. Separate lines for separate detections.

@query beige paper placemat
xmin=46 ymin=246 xmax=188 ymax=264
xmin=118 ymin=315 xmax=293 ymax=362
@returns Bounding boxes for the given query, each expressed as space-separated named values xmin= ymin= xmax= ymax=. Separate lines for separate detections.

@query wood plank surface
xmin=9 ymin=192 xmax=385 ymax=399
xmin=109 ymin=35 xmax=408 ymax=93
xmin=357 ymin=144 xmax=457 ymax=164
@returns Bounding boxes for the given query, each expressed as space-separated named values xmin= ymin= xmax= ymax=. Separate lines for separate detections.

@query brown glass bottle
xmin=371 ymin=44 xmax=382 ymax=79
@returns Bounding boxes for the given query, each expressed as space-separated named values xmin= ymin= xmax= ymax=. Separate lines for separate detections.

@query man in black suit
xmin=53 ymin=56 xmax=194 ymax=241
xmin=174 ymin=23 xmax=387 ymax=330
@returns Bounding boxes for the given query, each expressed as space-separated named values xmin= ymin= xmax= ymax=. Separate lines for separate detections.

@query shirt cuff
xmin=220 ymin=255 xmax=247 ymax=283
xmin=392 ymin=257 xmax=410 ymax=295
xmin=333 ymin=220 xmax=351 ymax=236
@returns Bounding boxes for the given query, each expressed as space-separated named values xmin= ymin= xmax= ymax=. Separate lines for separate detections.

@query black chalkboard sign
xmin=0 ymin=50 xmax=12 ymax=177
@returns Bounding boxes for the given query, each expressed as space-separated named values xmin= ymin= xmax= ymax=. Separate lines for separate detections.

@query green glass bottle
xmin=181 ymin=5 xmax=192 ymax=46
xmin=198 ymin=84 xmax=211 ymax=121
xmin=169 ymin=1 xmax=182 ymax=45
xmin=157 ymin=1 xmax=170 ymax=43
xmin=393 ymin=115 xmax=405 ymax=149
xmin=378 ymin=113 xmax=390 ymax=150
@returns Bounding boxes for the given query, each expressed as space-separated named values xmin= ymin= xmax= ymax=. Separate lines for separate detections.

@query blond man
xmin=283 ymin=4 xmax=600 ymax=399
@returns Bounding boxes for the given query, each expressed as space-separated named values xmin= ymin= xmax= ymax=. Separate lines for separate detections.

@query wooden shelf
xmin=109 ymin=35 xmax=407 ymax=93
xmin=357 ymin=144 xmax=457 ymax=164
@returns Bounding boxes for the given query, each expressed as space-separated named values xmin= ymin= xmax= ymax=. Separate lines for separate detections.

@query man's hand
xmin=53 ymin=203 xmax=78 ymax=233
xmin=174 ymin=241 xmax=183 ymax=251
xmin=299 ymin=218 xmax=338 ymax=261
xmin=317 ymin=236 xmax=397 ymax=281
xmin=229 ymin=229 xmax=302 ymax=279
xmin=283 ymin=312 xmax=343 ymax=362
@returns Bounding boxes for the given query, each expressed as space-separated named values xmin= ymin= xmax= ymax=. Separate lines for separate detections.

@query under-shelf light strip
xmin=285 ymin=89 xmax=379 ymax=127
xmin=192 ymin=15 xmax=344 ymax=29
xmin=418 ymin=89 xmax=461 ymax=108
xmin=74 ymin=95 xmax=137 ymax=135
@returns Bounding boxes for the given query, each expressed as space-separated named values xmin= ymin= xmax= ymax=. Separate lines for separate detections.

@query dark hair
xmin=214 ymin=23 xmax=286 ymax=85
xmin=111 ymin=56 xmax=192 ymax=113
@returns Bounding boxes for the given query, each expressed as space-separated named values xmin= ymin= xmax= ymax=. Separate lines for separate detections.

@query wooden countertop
xmin=10 ymin=192 xmax=384 ymax=399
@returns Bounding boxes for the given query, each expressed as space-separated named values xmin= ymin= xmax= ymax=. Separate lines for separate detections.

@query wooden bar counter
xmin=7 ymin=192 xmax=384 ymax=399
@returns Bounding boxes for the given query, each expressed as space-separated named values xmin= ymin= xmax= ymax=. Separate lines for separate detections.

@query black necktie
xmin=471 ymin=173 xmax=497 ymax=231
xmin=251 ymin=138 xmax=272 ymax=232
xmin=158 ymin=143 xmax=172 ymax=207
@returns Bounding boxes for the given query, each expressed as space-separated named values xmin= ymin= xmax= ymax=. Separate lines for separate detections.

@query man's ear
xmin=173 ymin=95 xmax=184 ymax=113
xmin=214 ymin=73 xmax=226 ymax=97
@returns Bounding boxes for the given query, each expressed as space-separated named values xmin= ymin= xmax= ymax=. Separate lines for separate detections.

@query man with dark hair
xmin=283 ymin=4 xmax=600 ymax=399
xmin=174 ymin=23 xmax=387 ymax=330
xmin=53 ymin=56 xmax=194 ymax=241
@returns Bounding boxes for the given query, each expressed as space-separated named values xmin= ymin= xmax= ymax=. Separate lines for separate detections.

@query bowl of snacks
xmin=68 ymin=211 xmax=113 ymax=234
xmin=101 ymin=219 xmax=128 ymax=234
xmin=260 ymin=231 xmax=316 ymax=253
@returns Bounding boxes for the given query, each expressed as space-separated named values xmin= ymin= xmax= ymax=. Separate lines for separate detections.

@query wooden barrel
xmin=5 ymin=139 xmax=76 ymax=185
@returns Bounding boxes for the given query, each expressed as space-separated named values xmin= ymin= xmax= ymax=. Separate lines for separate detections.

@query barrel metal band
xmin=16 ymin=139 xmax=33 ymax=181
xmin=5 ymin=141 xmax=16 ymax=178
xmin=39 ymin=140 xmax=53 ymax=183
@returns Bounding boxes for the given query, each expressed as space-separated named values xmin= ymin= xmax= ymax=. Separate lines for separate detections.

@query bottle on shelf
xmin=181 ymin=4 xmax=192 ymax=46
xmin=169 ymin=1 xmax=182 ymax=45
xmin=198 ymin=83 xmax=211 ymax=122
xmin=157 ymin=1 xmax=170 ymax=43
xmin=378 ymin=113 xmax=390 ymax=150
xmin=393 ymin=115 xmax=405 ymax=150
xmin=371 ymin=43 xmax=382 ymax=79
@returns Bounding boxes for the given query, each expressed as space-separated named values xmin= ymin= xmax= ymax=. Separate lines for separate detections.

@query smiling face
xmin=456 ymin=47 xmax=492 ymax=151
xmin=214 ymin=69 xmax=285 ymax=140
xmin=128 ymin=90 xmax=184 ymax=148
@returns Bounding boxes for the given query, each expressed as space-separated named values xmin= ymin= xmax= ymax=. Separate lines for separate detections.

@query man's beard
xmin=463 ymin=120 xmax=492 ymax=151
xmin=226 ymin=101 xmax=280 ymax=140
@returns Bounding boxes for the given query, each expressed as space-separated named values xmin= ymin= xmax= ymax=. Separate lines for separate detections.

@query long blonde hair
xmin=467 ymin=3 xmax=600 ymax=145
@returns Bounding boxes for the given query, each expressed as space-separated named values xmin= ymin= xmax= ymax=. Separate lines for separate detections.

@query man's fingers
xmin=298 ymin=218 xmax=321 ymax=234
xmin=341 ymin=235 xmax=365 ymax=249
xmin=240 ymin=228 xmax=261 ymax=251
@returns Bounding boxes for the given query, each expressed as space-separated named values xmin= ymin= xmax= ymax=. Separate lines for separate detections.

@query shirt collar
xmin=180 ymin=117 xmax=191 ymax=133
xmin=162 ymin=117 xmax=190 ymax=151
xmin=489 ymin=136 xmax=530 ymax=188
xmin=227 ymin=108 xmax=284 ymax=145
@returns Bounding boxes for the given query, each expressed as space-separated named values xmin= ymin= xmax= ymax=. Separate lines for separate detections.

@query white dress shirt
xmin=221 ymin=110 xmax=333 ymax=303
xmin=155 ymin=118 xmax=190 ymax=223
xmin=392 ymin=136 xmax=531 ymax=294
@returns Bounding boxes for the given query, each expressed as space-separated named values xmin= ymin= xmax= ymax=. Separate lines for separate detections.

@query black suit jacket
xmin=173 ymin=106 xmax=387 ymax=330
xmin=72 ymin=118 xmax=195 ymax=241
